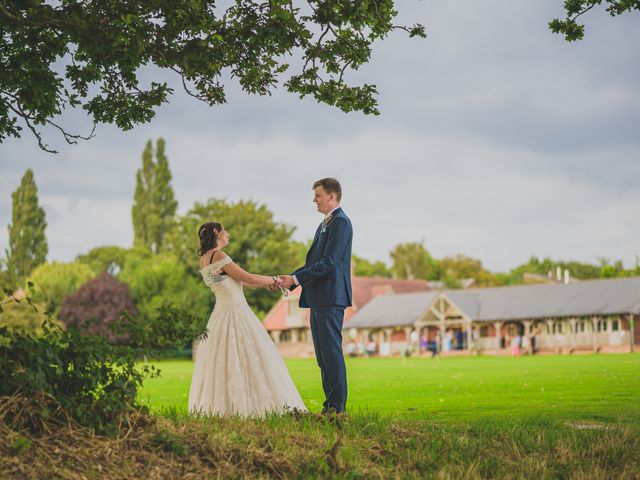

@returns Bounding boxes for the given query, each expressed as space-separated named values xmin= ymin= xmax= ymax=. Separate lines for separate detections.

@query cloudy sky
xmin=1 ymin=0 xmax=639 ymax=273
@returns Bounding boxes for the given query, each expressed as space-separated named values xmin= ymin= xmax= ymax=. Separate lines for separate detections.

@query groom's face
xmin=313 ymin=186 xmax=336 ymax=215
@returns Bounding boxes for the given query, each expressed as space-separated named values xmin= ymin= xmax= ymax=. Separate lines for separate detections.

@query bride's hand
xmin=270 ymin=275 xmax=289 ymax=296
xmin=267 ymin=284 xmax=278 ymax=292
xmin=266 ymin=275 xmax=280 ymax=291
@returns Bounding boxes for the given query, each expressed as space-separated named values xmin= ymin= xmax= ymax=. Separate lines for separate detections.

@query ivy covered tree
xmin=0 ymin=1 xmax=425 ymax=153
xmin=5 ymin=169 xmax=48 ymax=285
xmin=132 ymin=138 xmax=178 ymax=253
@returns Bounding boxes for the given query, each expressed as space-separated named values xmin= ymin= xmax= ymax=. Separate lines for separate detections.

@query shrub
xmin=59 ymin=272 xmax=136 ymax=344
xmin=28 ymin=261 xmax=95 ymax=315
xmin=0 ymin=266 xmax=13 ymax=291
xmin=0 ymin=294 xmax=50 ymax=335
xmin=0 ymin=300 xmax=206 ymax=435
xmin=117 ymin=250 xmax=211 ymax=322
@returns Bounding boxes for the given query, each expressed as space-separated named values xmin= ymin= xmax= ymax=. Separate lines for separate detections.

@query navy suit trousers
xmin=309 ymin=306 xmax=347 ymax=413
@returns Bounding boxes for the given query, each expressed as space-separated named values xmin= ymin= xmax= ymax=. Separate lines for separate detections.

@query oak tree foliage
xmin=0 ymin=0 xmax=425 ymax=152
xmin=549 ymin=0 xmax=639 ymax=41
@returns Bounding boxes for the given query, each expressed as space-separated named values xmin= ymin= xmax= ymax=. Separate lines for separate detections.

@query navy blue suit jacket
xmin=292 ymin=207 xmax=353 ymax=308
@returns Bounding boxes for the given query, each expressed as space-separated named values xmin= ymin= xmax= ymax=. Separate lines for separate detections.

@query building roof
xmin=427 ymin=278 xmax=476 ymax=290
xmin=262 ymin=291 xmax=292 ymax=331
xmin=263 ymin=276 xmax=430 ymax=331
xmin=346 ymin=276 xmax=640 ymax=329
xmin=351 ymin=276 xmax=430 ymax=309
xmin=346 ymin=291 xmax=439 ymax=329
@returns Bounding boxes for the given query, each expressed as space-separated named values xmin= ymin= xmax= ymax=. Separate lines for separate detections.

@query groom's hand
xmin=267 ymin=276 xmax=280 ymax=291
xmin=277 ymin=275 xmax=295 ymax=289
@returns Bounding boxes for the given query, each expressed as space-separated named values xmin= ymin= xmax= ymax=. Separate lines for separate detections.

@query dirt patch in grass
xmin=567 ymin=422 xmax=609 ymax=430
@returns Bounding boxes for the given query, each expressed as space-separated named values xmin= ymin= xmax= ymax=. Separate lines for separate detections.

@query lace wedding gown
xmin=188 ymin=253 xmax=307 ymax=417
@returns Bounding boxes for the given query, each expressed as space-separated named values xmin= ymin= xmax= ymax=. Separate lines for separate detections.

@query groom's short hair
xmin=313 ymin=178 xmax=342 ymax=201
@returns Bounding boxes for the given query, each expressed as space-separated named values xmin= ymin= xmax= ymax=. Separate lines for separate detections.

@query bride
xmin=188 ymin=222 xmax=307 ymax=417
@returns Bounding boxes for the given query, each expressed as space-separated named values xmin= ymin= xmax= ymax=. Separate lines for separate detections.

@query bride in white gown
xmin=188 ymin=222 xmax=307 ymax=417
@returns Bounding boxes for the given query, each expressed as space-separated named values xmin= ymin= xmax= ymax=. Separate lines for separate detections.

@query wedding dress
xmin=188 ymin=252 xmax=307 ymax=417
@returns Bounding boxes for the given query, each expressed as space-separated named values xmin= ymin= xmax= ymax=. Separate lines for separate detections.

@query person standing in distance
xmin=277 ymin=178 xmax=353 ymax=415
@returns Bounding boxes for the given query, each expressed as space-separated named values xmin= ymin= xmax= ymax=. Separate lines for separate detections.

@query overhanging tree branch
xmin=0 ymin=1 xmax=430 ymax=153
xmin=0 ymin=1 xmax=427 ymax=153
xmin=550 ymin=0 xmax=639 ymax=41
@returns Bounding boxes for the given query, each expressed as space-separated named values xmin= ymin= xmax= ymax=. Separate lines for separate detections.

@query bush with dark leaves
xmin=1 ymin=291 xmax=206 ymax=435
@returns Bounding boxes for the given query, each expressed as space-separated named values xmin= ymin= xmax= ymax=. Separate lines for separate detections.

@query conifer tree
xmin=131 ymin=139 xmax=177 ymax=253
xmin=152 ymin=139 xmax=178 ymax=252
xmin=132 ymin=141 xmax=154 ymax=250
xmin=6 ymin=169 xmax=48 ymax=283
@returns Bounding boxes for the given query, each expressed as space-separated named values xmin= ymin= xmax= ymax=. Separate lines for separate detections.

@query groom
xmin=278 ymin=178 xmax=353 ymax=414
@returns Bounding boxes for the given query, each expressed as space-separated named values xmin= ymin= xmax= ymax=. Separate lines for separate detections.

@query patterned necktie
xmin=322 ymin=214 xmax=333 ymax=227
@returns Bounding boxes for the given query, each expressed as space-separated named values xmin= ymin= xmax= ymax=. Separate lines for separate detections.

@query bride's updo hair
xmin=197 ymin=222 xmax=223 ymax=256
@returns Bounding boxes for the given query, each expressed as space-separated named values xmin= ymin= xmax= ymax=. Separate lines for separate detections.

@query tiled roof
xmin=262 ymin=289 xmax=297 ymax=331
xmin=263 ymin=276 xmax=430 ymax=331
xmin=347 ymin=276 xmax=640 ymax=329
xmin=351 ymin=276 xmax=430 ymax=309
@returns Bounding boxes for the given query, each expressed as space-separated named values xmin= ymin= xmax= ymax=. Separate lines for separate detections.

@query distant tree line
xmin=2 ymin=140 xmax=639 ymax=340
xmin=353 ymin=244 xmax=640 ymax=288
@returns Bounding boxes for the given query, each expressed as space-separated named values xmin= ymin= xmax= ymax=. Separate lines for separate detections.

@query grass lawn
xmin=139 ymin=353 xmax=640 ymax=425
xmin=133 ymin=354 xmax=640 ymax=477
xmin=4 ymin=354 xmax=639 ymax=478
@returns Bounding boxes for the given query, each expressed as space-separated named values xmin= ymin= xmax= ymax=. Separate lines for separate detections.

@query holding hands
xmin=276 ymin=275 xmax=295 ymax=289
xmin=267 ymin=275 xmax=295 ymax=294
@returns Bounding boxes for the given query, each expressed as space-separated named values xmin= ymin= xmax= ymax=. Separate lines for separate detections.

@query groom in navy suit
xmin=278 ymin=178 xmax=352 ymax=414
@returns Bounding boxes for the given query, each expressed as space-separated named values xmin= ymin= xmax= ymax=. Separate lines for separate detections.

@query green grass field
xmin=139 ymin=354 xmax=640 ymax=425
xmin=5 ymin=354 xmax=639 ymax=478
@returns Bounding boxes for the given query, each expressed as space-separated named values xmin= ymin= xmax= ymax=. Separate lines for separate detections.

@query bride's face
xmin=217 ymin=228 xmax=230 ymax=248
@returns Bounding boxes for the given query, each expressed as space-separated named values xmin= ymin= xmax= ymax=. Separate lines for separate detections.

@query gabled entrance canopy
xmin=415 ymin=293 xmax=472 ymax=328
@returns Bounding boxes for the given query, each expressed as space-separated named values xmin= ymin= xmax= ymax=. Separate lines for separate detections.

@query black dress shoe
xmin=322 ymin=406 xmax=339 ymax=416
xmin=323 ymin=409 xmax=347 ymax=426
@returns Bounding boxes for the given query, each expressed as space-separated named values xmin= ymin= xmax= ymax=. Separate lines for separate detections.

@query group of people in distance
xmin=345 ymin=329 xmax=539 ymax=358
xmin=506 ymin=333 xmax=537 ymax=357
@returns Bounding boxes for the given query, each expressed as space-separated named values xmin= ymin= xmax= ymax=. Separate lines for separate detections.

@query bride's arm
xmin=221 ymin=261 xmax=275 ymax=288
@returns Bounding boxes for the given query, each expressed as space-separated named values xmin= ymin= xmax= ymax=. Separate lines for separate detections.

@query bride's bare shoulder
xmin=212 ymin=250 xmax=228 ymax=262
xmin=199 ymin=249 xmax=227 ymax=269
